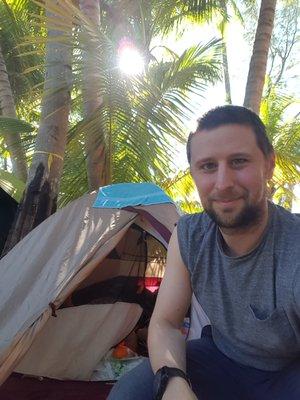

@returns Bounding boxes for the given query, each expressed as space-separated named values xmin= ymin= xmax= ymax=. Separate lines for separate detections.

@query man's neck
xmin=219 ymin=203 xmax=270 ymax=257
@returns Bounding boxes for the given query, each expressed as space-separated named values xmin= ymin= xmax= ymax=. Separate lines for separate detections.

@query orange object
xmin=112 ymin=342 xmax=130 ymax=359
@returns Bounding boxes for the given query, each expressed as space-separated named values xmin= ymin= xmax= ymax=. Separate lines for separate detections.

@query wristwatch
xmin=153 ymin=366 xmax=190 ymax=400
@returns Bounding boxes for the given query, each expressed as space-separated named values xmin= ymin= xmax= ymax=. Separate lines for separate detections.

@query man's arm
xmin=148 ymin=227 xmax=197 ymax=399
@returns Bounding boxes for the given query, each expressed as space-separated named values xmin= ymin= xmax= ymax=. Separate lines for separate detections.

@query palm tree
xmin=1 ymin=0 xmax=223 ymax=252
xmin=0 ymin=38 xmax=27 ymax=181
xmin=149 ymin=0 xmax=244 ymax=105
xmin=59 ymin=37 xmax=222 ymax=206
xmin=74 ymin=0 xmax=225 ymax=191
xmin=260 ymin=88 xmax=300 ymax=210
xmin=2 ymin=0 xmax=298 ymax=246
xmin=244 ymin=0 xmax=277 ymax=113
xmin=79 ymin=0 xmax=108 ymax=190
xmin=47 ymin=0 xmax=222 ymax=205
xmin=0 ymin=0 xmax=45 ymax=180
xmin=3 ymin=0 xmax=73 ymax=252
xmin=217 ymin=0 xmax=244 ymax=104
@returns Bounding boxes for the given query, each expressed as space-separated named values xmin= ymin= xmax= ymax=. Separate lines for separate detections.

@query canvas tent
xmin=0 ymin=183 xmax=180 ymax=392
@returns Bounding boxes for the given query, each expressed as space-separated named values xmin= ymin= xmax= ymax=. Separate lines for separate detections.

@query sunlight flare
xmin=118 ymin=40 xmax=144 ymax=76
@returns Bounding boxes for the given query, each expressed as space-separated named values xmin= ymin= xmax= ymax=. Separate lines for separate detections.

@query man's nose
xmin=214 ymin=165 xmax=234 ymax=191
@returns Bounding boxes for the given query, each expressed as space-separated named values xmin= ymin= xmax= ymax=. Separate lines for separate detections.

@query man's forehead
xmin=190 ymin=124 xmax=258 ymax=159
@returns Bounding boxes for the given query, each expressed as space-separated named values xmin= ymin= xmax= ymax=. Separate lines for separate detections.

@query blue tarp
xmin=93 ymin=183 xmax=174 ymax=209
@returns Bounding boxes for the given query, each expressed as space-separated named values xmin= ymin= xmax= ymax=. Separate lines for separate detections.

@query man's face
xmin=190 ymin=124 xmax=275 ymax=229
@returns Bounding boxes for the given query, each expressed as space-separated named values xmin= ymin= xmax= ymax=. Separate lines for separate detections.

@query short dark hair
xmin=186 ymin=105 xmax=274 ymax=164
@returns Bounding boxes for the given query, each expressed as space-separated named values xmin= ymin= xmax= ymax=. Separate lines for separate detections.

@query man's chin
xmin=211 ymin=213 xmax=243 ymax=229
xmin=204 ymin=203 xmax=263 ymax=230
xmin=211 ymin=204 xmax=243 ymax=224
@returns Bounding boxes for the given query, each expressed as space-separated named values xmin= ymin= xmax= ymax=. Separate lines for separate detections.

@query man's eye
xmin=231 ymin=158 xmax=248 ymax=167
xmin=200 ymin=162 xmax=217 ymax=172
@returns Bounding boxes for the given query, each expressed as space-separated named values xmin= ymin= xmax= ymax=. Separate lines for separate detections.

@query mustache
xmin=209 ymin=191 xmax=246 ymax=202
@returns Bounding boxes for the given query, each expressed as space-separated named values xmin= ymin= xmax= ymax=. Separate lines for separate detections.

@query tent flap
xmin=15 ymin=303 xmax=142 ymax=381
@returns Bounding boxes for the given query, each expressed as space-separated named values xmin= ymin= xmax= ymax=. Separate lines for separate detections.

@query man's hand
xmin=162 ymin=377 xmax=198 ymax=400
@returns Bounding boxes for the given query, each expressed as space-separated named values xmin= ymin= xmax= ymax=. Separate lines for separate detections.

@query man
xmin=108 ymin=105 xmax=300 ymax=400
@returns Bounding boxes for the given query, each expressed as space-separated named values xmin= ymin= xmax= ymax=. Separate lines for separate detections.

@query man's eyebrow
xmin=194 ymin=153 xmax=251 ymax=164
xmin=194 ymin=157 xmax=215 ymax=164
xmin=229 ymin=152 xmax=251 ymax=158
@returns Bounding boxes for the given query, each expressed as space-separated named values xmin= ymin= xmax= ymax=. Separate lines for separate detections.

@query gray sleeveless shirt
xmin=177 ymin=203 xmax=300 ymax=371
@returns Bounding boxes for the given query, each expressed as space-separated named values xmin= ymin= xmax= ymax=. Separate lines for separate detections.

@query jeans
xmin=108 ymin=327 xmax=300 ymax=400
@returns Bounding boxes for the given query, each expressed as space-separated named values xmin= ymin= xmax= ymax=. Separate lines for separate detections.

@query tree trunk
xmin=222 ymin=40 xmax=232 ymax=104
xmin=219 ymin=1 xmax=232 ymax=104
xmin=79 ymin=0 xmax=109 ymax=191
xmin=0 ymin=43 xmax=28 ymax=182
xmin=3 ymin=1 xmax=72 ymax=254
xmin=243 ymin=0 xmax=277 ymax=114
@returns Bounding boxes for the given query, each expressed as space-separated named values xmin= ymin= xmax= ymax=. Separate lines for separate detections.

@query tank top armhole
xmin=176 ymin=215 xmax=191 ymax=270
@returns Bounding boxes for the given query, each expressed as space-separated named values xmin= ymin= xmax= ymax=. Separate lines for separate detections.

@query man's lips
xmin=213 ymin=197 xmax=242 ymax=205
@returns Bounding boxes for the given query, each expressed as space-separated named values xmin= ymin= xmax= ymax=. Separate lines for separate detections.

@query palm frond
xmin=5 ymin=0 xmax=223 ymax=207
xmin=0 ymin=116 xmax=34 ymax=134
xmin=260 ymin=88 xmax=300 ymax=208
xmin=57 ymin=26 xmax=222 ymax=205
xmin=162 ymin=168 xmax=202 ymax=213
xmin=0 ymin=168 xmax=25 ymax=201
xmin=0 ymin=0 xmax=44 ymax=108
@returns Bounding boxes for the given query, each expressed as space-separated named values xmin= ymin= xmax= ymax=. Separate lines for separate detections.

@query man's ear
xmin=266 ymin=151 xmax=276 ymax=180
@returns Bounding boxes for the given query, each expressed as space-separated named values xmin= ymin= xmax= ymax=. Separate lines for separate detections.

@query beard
xmin=203 ymin=197 xmax=265 ymax=230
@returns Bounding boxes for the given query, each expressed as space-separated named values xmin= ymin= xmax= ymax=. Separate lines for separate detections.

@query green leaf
xmin=260 ymin=87 xmax=300 ymax=208
xmin=0 ymin=169 xmax=25 ymax=202
xmin=0 ymin=116 xmax=35 ymax=135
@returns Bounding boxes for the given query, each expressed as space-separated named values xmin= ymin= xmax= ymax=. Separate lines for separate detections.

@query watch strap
xmin=154 ymin=366 xmax=190 ymax=400
xmin=166 ymin=366 xmax=189 ymax=381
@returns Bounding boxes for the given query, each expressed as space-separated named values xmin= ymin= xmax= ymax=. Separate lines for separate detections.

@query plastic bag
xmin=91 ymin=349 xmax=146 ymax=381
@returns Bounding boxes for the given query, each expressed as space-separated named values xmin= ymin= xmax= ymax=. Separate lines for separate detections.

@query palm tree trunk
xmin=243 ymin=0 xmax=277 ymax=113
xmin=3 ymin=2 xmax=72 ymax=253
xmin=0 ymin=43 xmax=28 ymax=182
xmin=79 ymin=0 xmax=108 ymax=191
xmin=219 ymin=1 xmax=232 ymax=104
xmin=222 ymin=40 xmax=232 ymax=104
